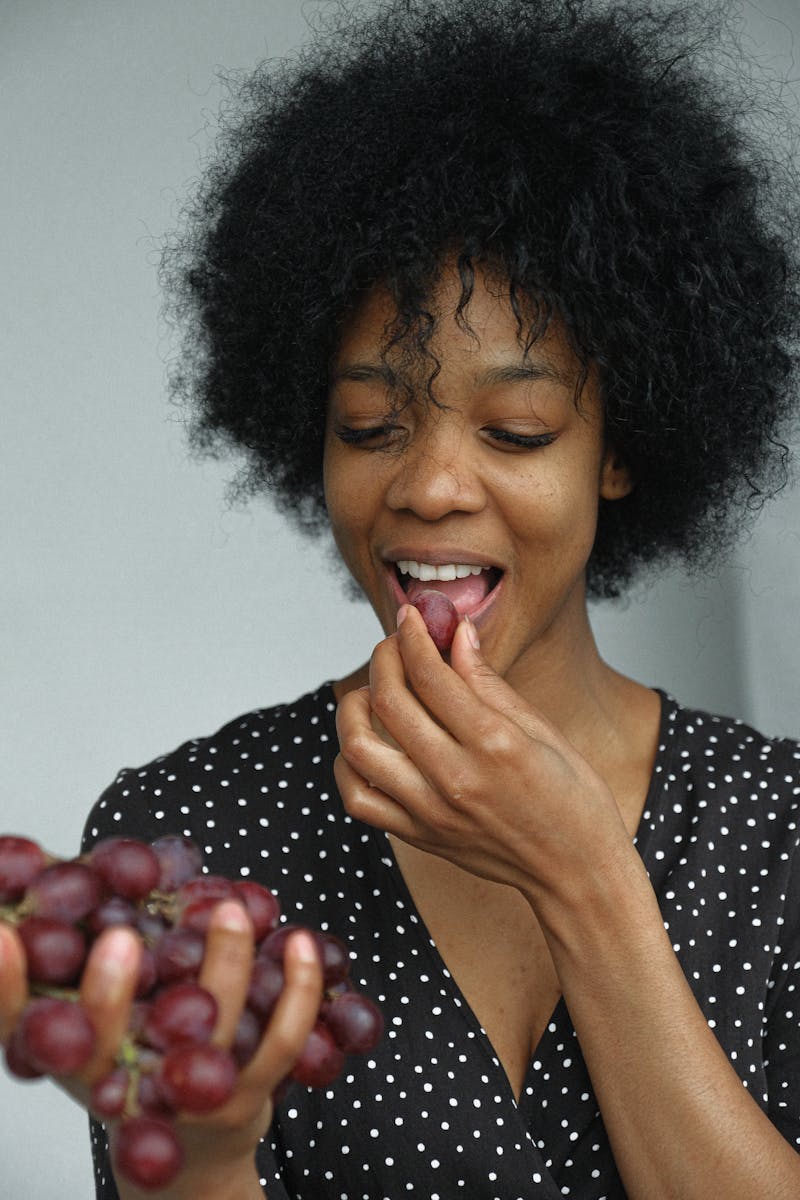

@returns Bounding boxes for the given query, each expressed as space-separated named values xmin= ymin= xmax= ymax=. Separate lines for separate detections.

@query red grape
xmin=17 ymin=996 xmax=95 ymax=1075
xmin=233 ymin=880 xmax=281 ymax=940
xmin=410 ymin=589 xmax=459 ymax=652
xmin=0 ymin=835 xmax=46 ymax=903
xmin=114 ymin=1117 xmax=184 ymax=1190
xmin=246 ymin=955 xmax=285 ymax=1020
xmin=17 ymin=916 xmax=87 ymax=985
xmin=158 ymin=1043 xmax=238 ymax=1113
xmin=90 ymin=1066 xmax=130 ymax=1119
xmin=291 ymin=1021 xmax=345 ymax=1088
xmin=143 ymin=982 xmax=217 ymax=1051
xmin=26 ymin=861 xmax=103 ymax=922
xmin=153 ymin=927 xmax=205 ymax=984
xmin=260 ymin=926 xmax=347 ymax=985
xmin=87 ymin=894 xmax=139 ymax=935
xmin=89 ymin=837 xmax=160 ymax=900
xmin=135 ymin=945 xmax=158 ymax=998
xmin=322 ymin=990 xmax=385 ymax=1054
xmin=4 ymin=1026 xmax=46 ymax=1080
xmin=137 ymin=1064 xmax=176 ymax=1119
xmin=1 ymin=828 xmax=385 ymax=1190
xmin=150 ymin=835 xmax=204 ymax=891
xmin=318 ymin=933 xmax=350 ymax=987
xmin=231 ymin=1006 xmax=262 ymax=1067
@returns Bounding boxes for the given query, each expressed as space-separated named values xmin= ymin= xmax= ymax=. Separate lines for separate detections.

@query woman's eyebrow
xmin=330 ymin=361 xmax=398 ymax=386
xmin=477 ymin=361 xmax=566 ymax=387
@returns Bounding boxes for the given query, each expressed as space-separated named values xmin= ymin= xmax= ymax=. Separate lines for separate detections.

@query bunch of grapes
xmin=0 ymin=833 xmax=383 ymax=1190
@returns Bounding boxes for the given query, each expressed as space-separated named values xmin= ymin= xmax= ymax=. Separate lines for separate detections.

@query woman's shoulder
xmin=655 ymin=690 xmax=800 ymax=774
xmin=81 ymin=683 xmax=339 ymax=853
xmin=646 ymin=689 xmax=800 ymax=848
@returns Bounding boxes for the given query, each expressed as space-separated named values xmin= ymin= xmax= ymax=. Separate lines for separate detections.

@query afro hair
xmin=163 ymin=0 xmax=800 ymax=597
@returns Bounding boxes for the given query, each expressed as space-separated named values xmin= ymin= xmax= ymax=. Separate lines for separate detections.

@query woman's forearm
xmin=115 ymin=1159 xmax=265 ymax=1200
xmin=530 ymin=846 xmax=800 ymax=1200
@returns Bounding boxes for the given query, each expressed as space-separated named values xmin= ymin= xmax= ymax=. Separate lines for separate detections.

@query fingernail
xmin=95 ymin=927 xmax=140 ymax=984
xmin=396 ymin=604 xmax=409 ymax=629
xmin=290 ymin=929 xmax=320 ymax=965
xmin=464 ymin=615 xmax=480 ymax=650
xmin=212 ymin=899 xmax=251 ymax=932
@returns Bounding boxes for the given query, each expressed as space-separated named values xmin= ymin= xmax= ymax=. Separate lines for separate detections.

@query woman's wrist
xmin=115 ymin=1157 xmax=265 ymax=1200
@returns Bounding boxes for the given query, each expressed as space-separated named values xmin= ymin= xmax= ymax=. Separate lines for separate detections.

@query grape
xmin=1 ymin=830 xmax=384 ymax=1192
xmin=4 ymin=1026 xmax=45 ymax=1080
xmin=231 ymin=1006 xmax=262 ymax=1068
xmin=114 ymin=1116 xmax=184 ymax=1191
xmin=322 ymin=991 xmax=385 ymax=1054
xmin=158 ymin=1043 xmax=238 ymax=1113
xmin=410 ymin=589 xmax=459 ymax=651
xmin=0 ymin=835 xmax=46 ymax=903
xmin=137 ymin=1064 xmax=176 ymax=1119
xmin=153 ymin=926 xmax=205 ymax=984
xmin=246 ymin=955 xmax=285 ymax=1020
xmin=260 ymin=926 xmax=348 ymax=987
xmin=135 ymin=945 xmax=158 ymax=998
xmin=26 ymin=861 xmax=103 ymax=922
xmin=318 ymin=933 xmax=351 ymax=987
xmin=233 ymin=880 xmax=281 ymax=940
xmin=89 ymin=838 xmax=160 ymax=900
xmin=257 ymin=922 xmax=300 ymax=962
xmin=291 ymin=1021 xmax=345 ymax=1088
xmin=90 ymin=1066 xmax=130 ymax=1119
xmin=175 ymin=875 xmax=237 ymax=934
xmin=87 ymin=894 xmax=139 ymax=935
xmin=17 ymin=916 xmax=87 ymax=985
xmin=143 ymin=982 xmax=218 ymax=1052
xmin=17 ymin=996 xmax=95 ymax=1075
xmin=150 ymin=834 xmax=204 ymax=891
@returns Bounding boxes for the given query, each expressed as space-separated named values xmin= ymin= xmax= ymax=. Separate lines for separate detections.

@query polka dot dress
xmin=83 ymin=685 xmax=800 ymax=1199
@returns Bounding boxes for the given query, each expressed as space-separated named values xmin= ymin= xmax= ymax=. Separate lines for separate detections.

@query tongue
xmin=405 ymin=573 xmax=491 ymax=616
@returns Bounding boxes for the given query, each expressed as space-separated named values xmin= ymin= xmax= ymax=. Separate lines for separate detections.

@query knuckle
xmin=338 ymin=729 xmax=373 ymax=769
xmin=476 ymin=718 xmax=515 ymax=761
xmin=369 ymin=681 xmax=401 ymax=725
xmin=406 ymin=660 xmax=439 ymax=697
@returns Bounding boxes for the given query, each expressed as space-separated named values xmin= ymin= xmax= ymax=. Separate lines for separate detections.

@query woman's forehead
xmin=332 ymin=262 xmax=577 ymax=381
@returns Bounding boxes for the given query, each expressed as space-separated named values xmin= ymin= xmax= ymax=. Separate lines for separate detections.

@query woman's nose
xmin=384 ymin=424 xmax=486 ymax=520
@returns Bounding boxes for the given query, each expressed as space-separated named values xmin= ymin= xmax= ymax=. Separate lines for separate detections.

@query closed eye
xmin=484 ymin=429 xmax=557 ymax=450
xmin=333 ymin=423 xmax=405 ymax=450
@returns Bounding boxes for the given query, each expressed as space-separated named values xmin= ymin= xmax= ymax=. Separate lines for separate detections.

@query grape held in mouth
xmin=0 ymin=831 xmax=384 ymax=1191
xmin=410 ymin=589 xmax=460 ymax=652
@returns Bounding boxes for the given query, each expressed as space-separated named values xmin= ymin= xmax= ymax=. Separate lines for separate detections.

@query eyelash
xmin=484 ymin=429 xmax=556 ymax=449
xmin=333 ymin=425 xmax=556 ymax=451
xmin=333 ymin=424 xmax=403 ymax=448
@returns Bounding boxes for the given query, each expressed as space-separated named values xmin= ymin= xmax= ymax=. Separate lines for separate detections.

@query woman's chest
xmin=388 ymin=837 xmax=562 ymax=1100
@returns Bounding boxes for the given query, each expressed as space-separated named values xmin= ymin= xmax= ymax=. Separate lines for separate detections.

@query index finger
xmin=0 ymin=922 xmax=28 ymax=1042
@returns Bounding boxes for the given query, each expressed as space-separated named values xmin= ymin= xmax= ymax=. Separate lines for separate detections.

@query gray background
xmin=2 ymin=1 xmax=798 ymax=1194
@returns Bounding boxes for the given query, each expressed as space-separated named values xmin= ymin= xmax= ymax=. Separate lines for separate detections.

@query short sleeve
xmin=88 ymin=1117 xmax=292 ymax=1200
xmin=764 ymin=834 xmax=800 ymax=1149
xmin=81 ymin=771 xmax=160 ymax=854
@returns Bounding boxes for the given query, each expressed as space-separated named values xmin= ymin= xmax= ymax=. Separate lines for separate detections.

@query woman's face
xmin=323 ymin=263 xmax=631 ymax=682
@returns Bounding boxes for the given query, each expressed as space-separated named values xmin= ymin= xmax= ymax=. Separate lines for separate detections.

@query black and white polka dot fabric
xmin=83 ymin=685 xmax=800 ymax=1199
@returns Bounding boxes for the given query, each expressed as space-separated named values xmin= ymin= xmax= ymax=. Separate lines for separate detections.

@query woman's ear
xmin=599 ymin=445 xmax=634 ymax=500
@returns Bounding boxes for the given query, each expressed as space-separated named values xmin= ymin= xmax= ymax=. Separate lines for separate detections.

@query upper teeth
xmin=396 ymin=559 xmax=487 ymax=582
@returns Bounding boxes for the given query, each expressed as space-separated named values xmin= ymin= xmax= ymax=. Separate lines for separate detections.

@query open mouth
xmin=393 ymin=560 xmax=503 ymax=617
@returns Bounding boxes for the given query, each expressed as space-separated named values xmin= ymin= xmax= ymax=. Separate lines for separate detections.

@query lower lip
xmin=385 ymin=567 xmax=505 ymax=631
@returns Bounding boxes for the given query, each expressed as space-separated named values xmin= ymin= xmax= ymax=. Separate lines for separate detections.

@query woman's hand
xmin=0 ymin=903 xmax=323 ymax=1200
xmin=334 ymin=604 xmax=632 ymax=906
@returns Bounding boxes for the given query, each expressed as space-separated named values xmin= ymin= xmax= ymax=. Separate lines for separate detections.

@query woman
xmin=3 ymin=0 xmax=800 ymax=1196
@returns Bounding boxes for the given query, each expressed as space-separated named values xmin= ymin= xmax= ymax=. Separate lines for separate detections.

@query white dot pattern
xmin=83 ymin=686 xmax=800 ymax=1198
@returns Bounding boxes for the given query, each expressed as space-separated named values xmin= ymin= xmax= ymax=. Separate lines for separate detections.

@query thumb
xmin=450 ymin=619 xmax=552 ymax=736
xmin=449 ymin=617 xmax=509 ymax=707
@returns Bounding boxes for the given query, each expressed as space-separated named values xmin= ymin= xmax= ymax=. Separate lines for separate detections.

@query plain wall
xmin=2 ymin=1 xmax=798 ymax=1194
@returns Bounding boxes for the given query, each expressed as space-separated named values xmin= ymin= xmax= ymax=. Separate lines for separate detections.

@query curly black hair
xmin=164 ymin=0 xmax=800 ymax=597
